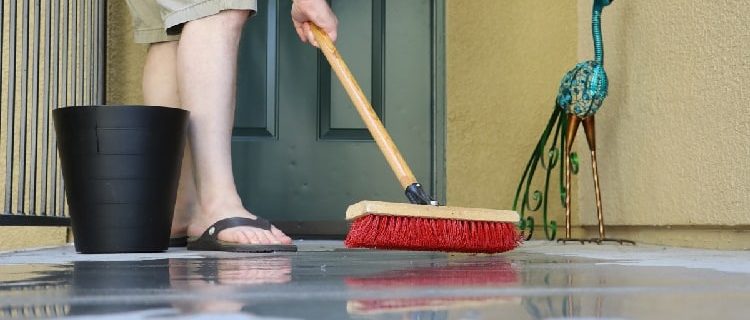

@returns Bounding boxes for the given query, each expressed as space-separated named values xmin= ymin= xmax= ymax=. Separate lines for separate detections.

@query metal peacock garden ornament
xmin=513 ymin=0 xmax=634 ymax=244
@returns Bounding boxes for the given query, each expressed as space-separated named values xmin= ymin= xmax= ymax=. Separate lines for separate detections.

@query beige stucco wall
xmin=106 ymin=0 xmax=147 ymax=105
xmin=573 ymin=0 xmax=750 ymax=246
xmin=0 ymin=227 xmax=68 ymax=252
xmin=445 ymin=1 xmax=578 ymax=230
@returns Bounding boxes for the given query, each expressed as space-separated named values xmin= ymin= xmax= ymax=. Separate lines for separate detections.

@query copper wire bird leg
xmin=557 ymin=115 xmax=634 ymax=245
xmin=582 ymin=117 xmax=634 ymax=245
xmin=558 ymin=116 xmax=588 ymax=244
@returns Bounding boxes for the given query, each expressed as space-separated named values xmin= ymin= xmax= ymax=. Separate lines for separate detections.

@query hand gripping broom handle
xmin=311 ymin=24 xmax=435 ymax=205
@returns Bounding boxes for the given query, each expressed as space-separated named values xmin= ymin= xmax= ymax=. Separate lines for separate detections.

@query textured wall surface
xmin=0 ymin=227 xmax=67 ymax=252
xmin=445 ymin=0 xmax=578 ymax=226
xmin=106 ymin=1 xmax=147 ymax=105
xmin=575 ymin=0 xmax=750 ymax=229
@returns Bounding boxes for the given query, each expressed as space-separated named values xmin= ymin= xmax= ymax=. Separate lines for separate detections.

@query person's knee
xmin=188 ymin=9 xmax=250 ymax=34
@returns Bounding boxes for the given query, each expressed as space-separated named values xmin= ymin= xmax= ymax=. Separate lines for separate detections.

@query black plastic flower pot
xmin=53 ymin=105 xmax=189 ymax=253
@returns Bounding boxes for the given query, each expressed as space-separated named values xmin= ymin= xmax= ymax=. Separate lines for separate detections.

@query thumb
xmin=319 ymin=23 xmax=337 ymax=43
xmin=311 ymin=17 xmax=337 ymax=43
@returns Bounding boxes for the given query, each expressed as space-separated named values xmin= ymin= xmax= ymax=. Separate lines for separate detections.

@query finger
xmin=321 ymin=18 xmax=338 ymax=43
xmin=302 ymin=22 xmax=318 ymax=48
xmin=293 ymin=22 xmax=307 ymax=43
xmin=309 ymin=13 xmax=337 ymax=43
xmin=327 ymin=29 xmax=337 ymax=43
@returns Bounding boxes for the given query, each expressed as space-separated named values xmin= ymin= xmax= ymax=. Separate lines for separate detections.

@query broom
xmin=311 ymin=24 xmax=521 ymax=253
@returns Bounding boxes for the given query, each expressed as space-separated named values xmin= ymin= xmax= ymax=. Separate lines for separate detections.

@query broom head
xmin=344 ymin=201 xmax=521 ymax=253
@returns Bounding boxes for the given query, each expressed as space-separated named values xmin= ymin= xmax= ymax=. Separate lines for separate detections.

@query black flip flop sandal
xmin=186 ymin=217 xmax=297 ymax=252
xmin=169 ymin=236 xmax=188 ymax=247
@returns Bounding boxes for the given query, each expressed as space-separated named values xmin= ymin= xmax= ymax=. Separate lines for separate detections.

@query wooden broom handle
xmin=311 ymin=24 xmax=417 ymax=189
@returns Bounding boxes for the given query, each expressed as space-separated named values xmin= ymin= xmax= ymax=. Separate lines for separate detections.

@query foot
xmin=170 ymin=221 xmax=189 ymax=239
xmin=187 ymin=203 xmax=293 ymax=245
xmin=170 ymin=203 xmax=198 ymax=239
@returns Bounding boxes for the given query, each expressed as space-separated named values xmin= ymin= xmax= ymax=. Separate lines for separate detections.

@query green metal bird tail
xmin=513 ymin=107 xmax=579 ymax=240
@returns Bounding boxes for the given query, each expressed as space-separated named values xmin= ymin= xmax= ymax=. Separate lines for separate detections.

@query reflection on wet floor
xmin=1 ymin=241 xmax=750 ymax=319
xmin=345 ymin=259 xmax=520 ymax=316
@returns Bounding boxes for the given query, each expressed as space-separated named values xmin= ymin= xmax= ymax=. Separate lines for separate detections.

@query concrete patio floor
xmin=1 ymin=240 xmax=750 ymax=319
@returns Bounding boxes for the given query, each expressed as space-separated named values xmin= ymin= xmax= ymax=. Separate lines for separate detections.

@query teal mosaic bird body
xmin=556 ymin=60 xmax=608 ymax=118
xmin=557 ymin=0 xmax=609 ymax=118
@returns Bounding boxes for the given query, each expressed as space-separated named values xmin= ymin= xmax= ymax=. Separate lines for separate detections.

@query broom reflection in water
xmin=345 ymin=258 xmax=521 ymax=318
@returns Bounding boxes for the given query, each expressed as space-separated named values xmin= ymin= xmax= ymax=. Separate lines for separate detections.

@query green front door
xmin=232 ymin=0 xmax=443 ymax=237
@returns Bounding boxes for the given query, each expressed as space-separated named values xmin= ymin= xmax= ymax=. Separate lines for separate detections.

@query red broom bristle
xmin=344 ymin=214 xmax=522 ymax=253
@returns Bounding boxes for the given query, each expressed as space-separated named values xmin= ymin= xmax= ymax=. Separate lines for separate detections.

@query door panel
xmin=232 ymin=0 xmax=437 ymax=237
xmin=234 ymin=0 xmax=277 ymax=138
xmin=327 ymin=0 xmax=374 ymax=131
xmin=320 ymin=0 xmax=383 ymax=140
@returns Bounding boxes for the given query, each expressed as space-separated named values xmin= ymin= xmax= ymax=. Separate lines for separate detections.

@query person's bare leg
xmin=142 ymin=41 xmax=198 ymax=238
xmin=177 ymin=10 xmax=291 ymax=245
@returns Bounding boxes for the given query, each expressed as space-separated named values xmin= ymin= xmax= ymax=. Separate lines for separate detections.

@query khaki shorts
xmin=126 ymin=0 xmax=258 ymax=44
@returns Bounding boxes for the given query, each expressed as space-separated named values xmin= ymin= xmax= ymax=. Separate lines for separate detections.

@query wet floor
xmin=1 ymin=241 xmax=750 ymax=319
